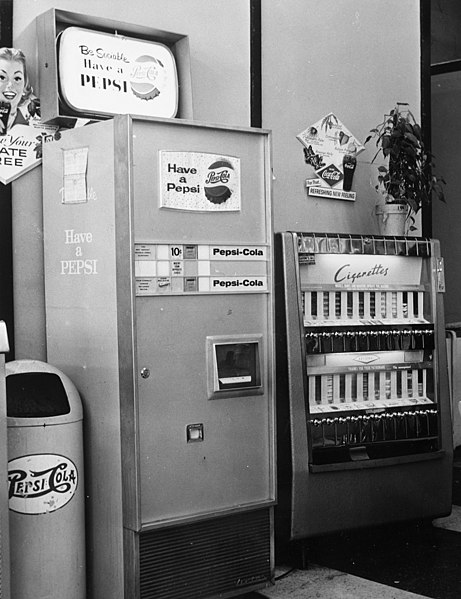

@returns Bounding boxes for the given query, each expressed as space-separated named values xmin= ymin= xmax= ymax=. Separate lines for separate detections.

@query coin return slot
xmin=186 ymin=423 xmax=204 ymax=443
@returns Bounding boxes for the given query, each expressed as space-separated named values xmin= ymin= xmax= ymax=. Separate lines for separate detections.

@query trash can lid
xmin=6 ymin=360 xmax=83 ymax=426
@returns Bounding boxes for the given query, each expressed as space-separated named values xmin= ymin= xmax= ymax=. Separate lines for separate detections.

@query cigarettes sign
xmin=58 ymin=27 xmax=178 ymax=118
xmin=301 ymin=254 xmax=423 ymax=288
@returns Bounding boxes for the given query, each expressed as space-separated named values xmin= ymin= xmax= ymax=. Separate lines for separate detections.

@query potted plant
xmin=365 ymin=102 xmax=445 ymax=235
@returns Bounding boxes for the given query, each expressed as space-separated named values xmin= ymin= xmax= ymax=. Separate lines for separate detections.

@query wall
xmin=432 ymin=72 xmax=461 ymax=324
xmin=12 ymin=0 xmax=251 ymax=360
xmin=13 ymin=0 xmax=251 ymax=126
xmin=431 ymin=1 xmax=461 ymax=324
xmin=261 ymin=0 xmax=421 ymax=234
xmin=11 ymin=0 xmax=423 ymax=357
xmin=431 ymin=0 xmax=461 ymax=64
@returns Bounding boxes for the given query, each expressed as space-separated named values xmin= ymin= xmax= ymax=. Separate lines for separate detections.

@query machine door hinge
xmin=436 ymin=257 xmax=445 ymax=292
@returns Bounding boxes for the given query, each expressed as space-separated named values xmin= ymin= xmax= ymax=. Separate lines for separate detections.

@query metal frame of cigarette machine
xmin=275 ymin=232 xmax=452 ymax=542
xmin=42 ymin=115 xmax=275 ymax=599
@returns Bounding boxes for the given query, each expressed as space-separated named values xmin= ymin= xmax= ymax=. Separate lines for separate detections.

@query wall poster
xmin=0 ymin=47 xmax=59 ymax=185
xmin=297 ymin=112 xmax=364 ymax=201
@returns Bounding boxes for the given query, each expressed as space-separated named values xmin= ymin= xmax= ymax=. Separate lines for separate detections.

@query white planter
xmin=375 ymin=204 xmax=409 ymax=236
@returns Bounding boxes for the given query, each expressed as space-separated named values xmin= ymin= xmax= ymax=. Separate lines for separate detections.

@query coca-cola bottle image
xmin=342 ymin=152 xmax=357 ymax=191
xmin=0 ymin=102 xmax=10 ymax=135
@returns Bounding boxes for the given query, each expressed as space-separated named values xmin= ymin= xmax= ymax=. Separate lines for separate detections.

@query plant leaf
xmin=404 ymin=132 xmax=419 ymax=145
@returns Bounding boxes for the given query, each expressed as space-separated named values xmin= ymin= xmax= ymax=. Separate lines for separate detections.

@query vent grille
xmin=139 ymin=508 xmax=272 ymax=599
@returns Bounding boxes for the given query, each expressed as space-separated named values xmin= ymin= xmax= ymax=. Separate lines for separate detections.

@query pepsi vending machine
xmin=275 ymin=232 xmax=452 ymax=543
xmin=42 ymin=116 xmax=275 ymax=599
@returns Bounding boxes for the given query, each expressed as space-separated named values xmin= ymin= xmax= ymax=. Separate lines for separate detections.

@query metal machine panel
xmin=43 ymin=119 xmax=125 ymax=598
xmin=131 ymin=119 xmax=269 ymax=245
xmin=137 ymin=294 xmax=272 ymax=524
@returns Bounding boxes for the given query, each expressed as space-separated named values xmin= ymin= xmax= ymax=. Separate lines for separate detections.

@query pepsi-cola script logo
xmin=204 ymin=160 xmax=234 ymax=205
xmin=8 ymin=454 xmax=78 ymax=514
xmin=317 ymin=163 xmax=343 ymax=188
xmin=129 ymin=55 xmax=165 ymax=101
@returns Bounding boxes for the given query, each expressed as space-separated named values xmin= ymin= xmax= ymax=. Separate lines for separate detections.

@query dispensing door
xmin=130 ymin=118 xmax=275 ymax=527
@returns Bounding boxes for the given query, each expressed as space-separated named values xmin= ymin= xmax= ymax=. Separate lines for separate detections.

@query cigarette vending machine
xmin=275 ymin=232 xmax=452 ymax=543
xmin=42 ymin=116 xmax=275 ymax=599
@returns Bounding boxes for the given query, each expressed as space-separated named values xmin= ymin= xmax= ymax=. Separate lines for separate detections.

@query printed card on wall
xmin=297 ymin=112 xmax=364 ymax=201
xmin=0 ymin=122 xmax=58 ymax=184
xmin=159 ymin=151 xmax=241 ymax=212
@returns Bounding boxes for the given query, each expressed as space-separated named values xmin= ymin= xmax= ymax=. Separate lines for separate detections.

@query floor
xmin=243 ymin=448 xmax=461 ymax=599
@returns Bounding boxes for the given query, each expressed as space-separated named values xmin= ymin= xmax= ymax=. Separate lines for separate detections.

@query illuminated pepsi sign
xmin=58 ymin=27 xmax=178 ymax=118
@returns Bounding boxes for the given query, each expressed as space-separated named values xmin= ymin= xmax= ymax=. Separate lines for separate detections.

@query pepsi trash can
xmin=6 ymin=360 xmax=85 ymax=599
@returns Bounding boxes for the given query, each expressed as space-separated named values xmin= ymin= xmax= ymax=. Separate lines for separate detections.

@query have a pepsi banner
xmin=159 ymin=150 xmax=241 ymax=212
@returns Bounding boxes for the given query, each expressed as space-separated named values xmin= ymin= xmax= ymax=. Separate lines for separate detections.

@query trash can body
xmin=6 ymin=360 xmax=85 ymax=599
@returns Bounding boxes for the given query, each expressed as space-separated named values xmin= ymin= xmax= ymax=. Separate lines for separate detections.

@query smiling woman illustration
xmin=0 ymin=47 xmax=39 ymax=134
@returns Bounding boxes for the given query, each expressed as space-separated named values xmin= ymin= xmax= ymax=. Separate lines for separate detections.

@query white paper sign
xmin=62 ymin=147 xmax=89 ymax=203
xmin=160 ymin=151 xmax=241 ymax=211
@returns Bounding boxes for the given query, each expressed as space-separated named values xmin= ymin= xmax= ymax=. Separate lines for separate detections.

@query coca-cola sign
xmin=317 ymin=163 xmax=343 ymax=188
xmin=8 ymin=454 xmax=78 ymax=514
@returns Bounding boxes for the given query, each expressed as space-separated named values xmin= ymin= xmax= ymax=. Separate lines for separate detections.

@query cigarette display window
xmin=275 ymin=232 xmax=452 ymax=540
